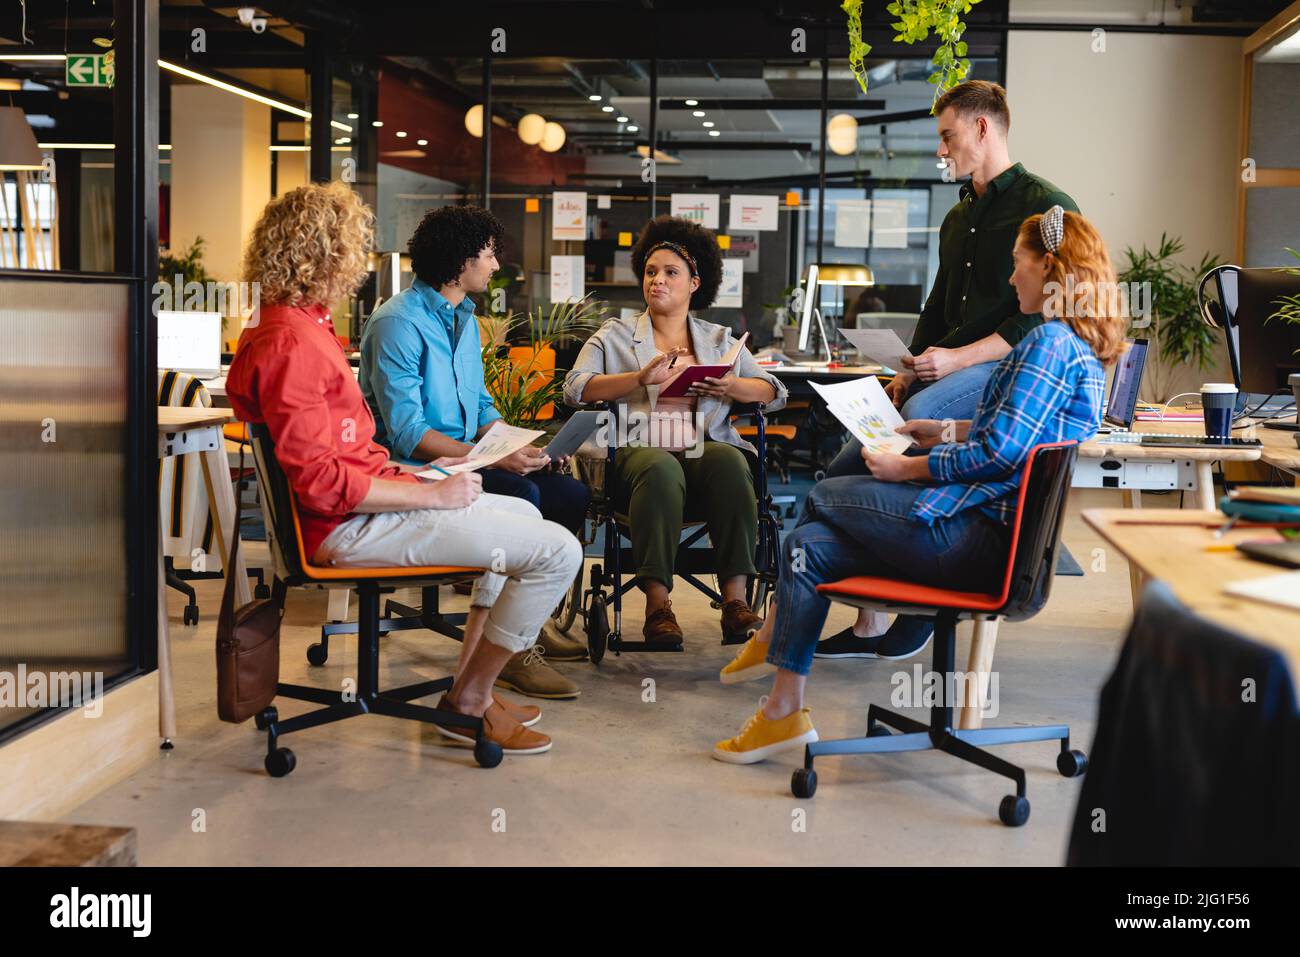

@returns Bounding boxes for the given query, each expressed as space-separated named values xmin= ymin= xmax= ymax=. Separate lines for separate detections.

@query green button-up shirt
xmin=913 ymin=162 xmax=1078 ymax=353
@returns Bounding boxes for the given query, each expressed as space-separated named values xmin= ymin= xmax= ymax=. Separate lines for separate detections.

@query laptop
xmin=158 ymin=310 xmax=223 ymax=379
xmin=1097 ymin=337 xmax=1148 ymax=433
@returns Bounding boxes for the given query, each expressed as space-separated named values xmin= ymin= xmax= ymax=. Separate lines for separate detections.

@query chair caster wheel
xmin=1057 ymin=748 xmax=1088 ymax=778
xmin=867 ymin=723 xmax=892 ymax=737
xmin=998 ymin=794 xmax=1030 ymax=827
xmin=183 ymin=605 xmax=199 ymax=626
xmin=791 ymin=768 xmax=818 ymax=799
xmin=265 ymin=747 xmax=296 ymax=778
xmin=474 ymin=739 xmax=503 ymax=769
xmin=306 ymin=643 xmax=328 ymax=666
xmin=159 ymin=738 xmax=174 ymax=751
xmin=255 ymin=583 xmax=271 ymax=599
xmin=254 ymin=707 xmax=278 ymax=731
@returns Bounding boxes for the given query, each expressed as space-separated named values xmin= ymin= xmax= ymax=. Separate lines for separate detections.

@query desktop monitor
xmin=1104 ymin=337 xmax=1148 ymax=429
xmin=1203 ymin=265 xmax=1300 ymax=415
xmin=158 ymin=310 xmax=222 ymax=378
xmin=797 ymin=262 xmax=819 ymax=353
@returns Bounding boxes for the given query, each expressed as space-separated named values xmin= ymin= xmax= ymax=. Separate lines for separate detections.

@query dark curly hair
xmin=630 ymin=215 xmax=723 ymax=311
xmin=407 ymin=204 xmax=504 ymax=288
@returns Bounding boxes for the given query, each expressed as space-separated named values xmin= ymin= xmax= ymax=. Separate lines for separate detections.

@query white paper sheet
xmin=810 ymin=375 xmax=914 ymax=455
xmin=1223 ymin=571 xmax=1300 ymax=612
xmin=728 ymin=194 xmax=778 ymax=231
xmin=551 ymin=191 xmax=588 ymax=240
xmin=415 ymin=421 xmax=547 ymax=480
xmin=834 ymin=198 xmax=872 ymax=248
xmin=550 ymin=255 xmax=585 ymax=304
xmin=670 ymin=192 xmax=720 ymax=229
xmin=838 ymin=327 xmax=912 ymax=373
xmin=715 ymin=259 xmax=743 ymax=307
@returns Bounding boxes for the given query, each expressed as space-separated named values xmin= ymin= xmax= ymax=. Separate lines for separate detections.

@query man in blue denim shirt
xmin=360 ymin=205 xmax=591 ymax=693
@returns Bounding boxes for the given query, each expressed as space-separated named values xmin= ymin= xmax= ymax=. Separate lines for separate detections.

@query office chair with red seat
xmin=793 ymin=441 xmax=1088 ymax=826
xmin=247 ymin=423 xmax=501 ymax=776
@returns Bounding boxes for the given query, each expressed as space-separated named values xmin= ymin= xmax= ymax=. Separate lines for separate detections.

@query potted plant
xmin=1266 ymin=246 xmax=1300 ymax=355
xmin=1118 ymin=234 xmax=1222 ymax=403
xmin=481 ymin=293 xmax=606 ymax=428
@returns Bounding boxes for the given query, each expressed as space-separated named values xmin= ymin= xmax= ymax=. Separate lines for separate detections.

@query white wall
xmin=169 ymin=85 xmax=271 ymax=285
xmin=1005 ymin=29 xmax=1241 ymax=269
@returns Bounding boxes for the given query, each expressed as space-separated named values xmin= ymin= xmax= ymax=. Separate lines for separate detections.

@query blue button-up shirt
xmin=912 ymin=319 xmax=1104 ymax=526
xmin=359 ymin=278 xmax=500 ymax=460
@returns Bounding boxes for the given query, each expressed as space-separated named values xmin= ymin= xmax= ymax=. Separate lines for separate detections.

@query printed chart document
xmin=658 ymin=332 xmax=750 ymax=398
xmin=839 ymin=327 xmax=912 ymax=373
xmin=810 ymin=375 xmax=914 ymax=454
xmin=415 ymin=420 xmax=546 ymax=480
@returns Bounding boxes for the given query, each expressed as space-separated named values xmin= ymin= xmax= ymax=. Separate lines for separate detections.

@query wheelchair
xmin=551 ymin=401 xmax=782 ymax=663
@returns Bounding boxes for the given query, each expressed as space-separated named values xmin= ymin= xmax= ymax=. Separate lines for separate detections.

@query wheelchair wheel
xmin=550 ymin=564 xmax=584 ymax=634
xmin=586 ymin=592 xmax=609 ymax=664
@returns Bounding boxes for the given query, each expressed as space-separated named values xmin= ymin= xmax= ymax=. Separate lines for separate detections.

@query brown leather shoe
xmin=434 ymin=695 xmax=552 ymax=755
xmin=493 ymin=693 xmax=540 ymax=727
xmin=642 ymin=600 xmax=683 ymax=645
xmin=720 ymin=599 xmax=764 ymax=643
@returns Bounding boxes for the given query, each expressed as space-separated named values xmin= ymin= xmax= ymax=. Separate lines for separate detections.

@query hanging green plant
xmin=842 ymin=1 xmax=874 ymax=94
xmin=842 ymin=1 xmax=982 ymax=103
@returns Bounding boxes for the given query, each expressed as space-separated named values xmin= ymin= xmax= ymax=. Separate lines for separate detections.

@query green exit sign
xmin=65 ymin=53 xmax=113 ymax=88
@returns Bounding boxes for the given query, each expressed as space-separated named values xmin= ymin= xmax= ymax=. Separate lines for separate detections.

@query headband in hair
xmin=646 ymin=240 xmax=699 ymax=277
xmin=1039 ymin=204 xmax=1065 ymax=254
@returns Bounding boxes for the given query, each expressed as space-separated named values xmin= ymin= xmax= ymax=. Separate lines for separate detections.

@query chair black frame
xmin=792 ymin=442 xmax=1088 ymax=827
xmin=573 ymin=401 xmax=782 ymax=662
xmin=247 ymin=424 xmax=502 ymax=777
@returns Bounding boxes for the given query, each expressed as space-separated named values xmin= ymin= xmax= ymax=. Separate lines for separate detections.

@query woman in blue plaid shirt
xmin=714 ymin=208 xmax=1128 ymax=764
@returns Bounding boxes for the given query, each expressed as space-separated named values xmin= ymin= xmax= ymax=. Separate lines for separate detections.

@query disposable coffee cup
xmin=1201 ymin=382 xmax=1236 ymax=440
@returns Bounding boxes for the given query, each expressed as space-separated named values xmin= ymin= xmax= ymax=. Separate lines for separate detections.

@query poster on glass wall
xmin=727 ymin=194 xmax=778 ymax=232
xmin=715 ymin=258 xmax=744 ymax=308
xmin=670 ymin=192 xmax=720 ymax=229
xmin=870 ymin=198 xmax=910 ymax=250
xmin=835 ymin=199 xmax=872 ymax=248
xmin=550 ymin=255 xmax=585 ymax=303
xmin=552 ymin=191 xmax=588 ymax=241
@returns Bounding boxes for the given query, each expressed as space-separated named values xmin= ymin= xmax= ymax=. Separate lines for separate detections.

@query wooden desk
xmin=1082 ymin=508 xmax=1300 ymax=677
xmin=1256 ymin=417 xmax=1300 ymax=480
xmin=157 ymin=406 xmax=250 ymax=748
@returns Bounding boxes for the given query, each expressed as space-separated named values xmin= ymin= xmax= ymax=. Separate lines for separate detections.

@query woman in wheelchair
xmin=713 ymin=207 xmax=1126 ymax=764
xmin=563 ymin=215 xmax=788 ymax=645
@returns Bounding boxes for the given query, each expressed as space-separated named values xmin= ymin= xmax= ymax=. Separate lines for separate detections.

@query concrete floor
xmin=66 ymin=487 xmax=1153 ymax=866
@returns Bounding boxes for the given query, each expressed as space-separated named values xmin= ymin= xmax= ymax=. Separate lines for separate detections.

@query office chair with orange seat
xmin=791 ymin=442 xmax=1088 ymax=827
xmin=246 ymin=423 xmax=503 ymax=776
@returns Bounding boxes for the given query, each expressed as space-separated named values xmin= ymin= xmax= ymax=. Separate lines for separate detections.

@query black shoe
xmin=813 ymin=627 xmax=884 ymax=659
xmin=873 ymin=629 xmax=932 ymax=661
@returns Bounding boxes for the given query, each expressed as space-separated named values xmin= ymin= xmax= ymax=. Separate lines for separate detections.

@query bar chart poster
xmin=671 ymin=193 xmax=720 ymax=229
xmin=728 ymin=194 xmax=778 ymax=232
xmin=715 ymin=259 xmax=743 ymax=308
xmin=551 ymin=191 xmax=588 ymax=241
xmin=550 ymin=255 xmax=585 ymax=303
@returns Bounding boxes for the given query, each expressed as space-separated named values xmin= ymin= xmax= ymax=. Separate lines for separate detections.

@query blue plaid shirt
xmin=912 ymin=320 xmax=1104 ymax=526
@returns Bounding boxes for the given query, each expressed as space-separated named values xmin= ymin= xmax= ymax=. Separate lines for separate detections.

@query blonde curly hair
xmin=242 ymin=181 xmax=374 ymax=307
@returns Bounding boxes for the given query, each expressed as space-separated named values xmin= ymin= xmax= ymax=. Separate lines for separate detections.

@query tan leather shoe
xmin=720 ymin=599 xmax=764 ymax=643
xmin=493 ymin=693 xmax=540 ymax=727
xmin=435 ymin=695 xmax=552 ymax=755
xmin=538 ymin=620 xmax=589 ymax=661
xmin=493 ymin=645 xmax=580 ymax=699
xmin=642 ymin=600 xmax=683 ymax=645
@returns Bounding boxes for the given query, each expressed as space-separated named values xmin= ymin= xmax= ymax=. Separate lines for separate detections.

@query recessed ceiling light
xmin=685 ymin=99 xmax=698 ymax=106
xmin=617 ymin=115 xmax=629 ymax=123
xmin=702 ymin=121 xmax=714 ymax=128
xmin=601 ymin=105 xmax=614 ymax=112
xmin=346 ymin=112 xmax=358 ymax=119
xmin=395 ymin=130 xmax=407 ymax=137
xmin=417 ymin=138 xmax=428 ymax=146
xmin=708 ymin=130 xmax=720 ymax=137
xmin=372 ymin=120 xmax=383 ymax=127
xmin=588 ymin=94 xmax=602 ymax=101
xmin=692 ymin=110 xmax=705 ymax=118
xmin=627 ymin=124 xmax=639 ymax=132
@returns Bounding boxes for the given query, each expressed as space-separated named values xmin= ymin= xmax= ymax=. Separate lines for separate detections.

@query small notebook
xmin=1223 ymin=570 xmax=1300 ymax=612
xmin=658 ymin=332 xmax=749 ymax=398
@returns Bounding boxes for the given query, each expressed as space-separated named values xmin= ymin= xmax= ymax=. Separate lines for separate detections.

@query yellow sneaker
xmin=719 ymin=635 xmax=777 ymax=685
xmin=712 ymin=707 xmax=818 ymax=765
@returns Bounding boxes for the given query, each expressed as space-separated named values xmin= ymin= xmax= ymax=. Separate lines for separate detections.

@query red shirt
xmin=226 ymin=302 xmax=418 ymax=559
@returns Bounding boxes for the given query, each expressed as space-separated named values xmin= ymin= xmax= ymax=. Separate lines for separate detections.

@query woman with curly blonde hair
xmin=227 ymin=183 xmax=582 ymax=757
xmin=714 ymin=206 xmax=1122 ymax=765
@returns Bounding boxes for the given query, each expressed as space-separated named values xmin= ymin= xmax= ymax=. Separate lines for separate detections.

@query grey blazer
xmin=563 ymin=310 xmax=788 ymax=459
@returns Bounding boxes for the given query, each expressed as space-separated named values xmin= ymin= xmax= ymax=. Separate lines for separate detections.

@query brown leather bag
xmin=215 ymin=509 xmax=283 ymax=724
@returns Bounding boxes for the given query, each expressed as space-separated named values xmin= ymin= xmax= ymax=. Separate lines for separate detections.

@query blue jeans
xmin=479 ymin=467 xmax=591 ymax=536
xmin=765 ymin=477 xmax=1010 ymax=676
xmin=825 ymin=361 xmax=1000 ymax=478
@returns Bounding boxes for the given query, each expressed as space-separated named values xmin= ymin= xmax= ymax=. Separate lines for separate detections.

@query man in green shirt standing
xmin=817 ymin=79 xmax=1079 ymax=658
